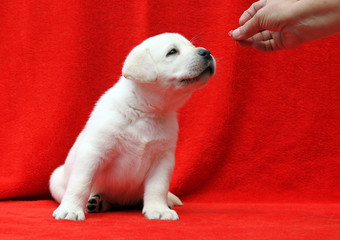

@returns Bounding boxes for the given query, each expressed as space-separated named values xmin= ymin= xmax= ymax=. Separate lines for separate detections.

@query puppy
xmin=49 ymin=33 xmax=216 ymax=221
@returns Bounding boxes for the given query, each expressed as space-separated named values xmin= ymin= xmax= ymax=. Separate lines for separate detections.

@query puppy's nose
xmin=198 ymin=48 xmax=211 ymax=59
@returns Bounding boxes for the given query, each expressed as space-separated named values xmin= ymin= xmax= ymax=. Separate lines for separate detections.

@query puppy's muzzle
xmin=179 ymin=47 xmax=216 ymax=87
xmin=198 ymin=49 xmax=212 ymax=60
xmin=197 ymin=48 xmax=215 ymax=75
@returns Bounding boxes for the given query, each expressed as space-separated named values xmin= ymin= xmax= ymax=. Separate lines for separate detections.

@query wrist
xmin=290 ymin=0 xmax=340 ymax=42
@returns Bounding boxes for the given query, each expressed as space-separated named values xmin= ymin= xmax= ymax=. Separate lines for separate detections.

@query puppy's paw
xmin=53 ymin=204 xmax=85 ymax=221
xmin=86 ymin=194 xmax=103 ymax=213
xmin=143 ymin=206 xmax=179 ymax=220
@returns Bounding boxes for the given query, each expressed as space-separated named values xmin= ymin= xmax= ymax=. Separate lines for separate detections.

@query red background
xmin=0 ymin=0 xmax=339 ymax=239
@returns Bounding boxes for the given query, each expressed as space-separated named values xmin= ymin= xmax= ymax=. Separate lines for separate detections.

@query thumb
xmin=230 ymin=16 xmax=261 ymax=41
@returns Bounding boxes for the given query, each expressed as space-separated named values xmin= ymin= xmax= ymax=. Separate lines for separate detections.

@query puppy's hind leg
xmin=167 ymin=192 xmax=183 ymax=209
xmin=86 ymin=194 xmax=112 ymax=213
xmin=49 ymin=165 xmax=67 ymax=203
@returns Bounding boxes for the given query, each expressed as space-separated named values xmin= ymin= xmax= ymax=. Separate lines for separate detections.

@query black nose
xmin=198 ymin=49 xmax=211 ymax=59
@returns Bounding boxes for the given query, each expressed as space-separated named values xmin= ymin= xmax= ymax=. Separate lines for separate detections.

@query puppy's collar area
xmin=127 ymin=81 xmax=183 ymax=116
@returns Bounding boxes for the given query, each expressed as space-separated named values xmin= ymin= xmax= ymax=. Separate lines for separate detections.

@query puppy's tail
xmin=167 ymin=192 xmax=183 ymax=208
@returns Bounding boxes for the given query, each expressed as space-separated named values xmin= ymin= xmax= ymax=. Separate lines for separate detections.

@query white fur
xmin=49 ymin=33 xmax=216 ymax=221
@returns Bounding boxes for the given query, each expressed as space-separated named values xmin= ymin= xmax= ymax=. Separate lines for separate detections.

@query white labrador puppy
xmin=49 ymin=33 xmax=216 ymax=221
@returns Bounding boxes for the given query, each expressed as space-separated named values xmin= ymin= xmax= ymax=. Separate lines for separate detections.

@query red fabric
xmin=1 ymin=201 xmax=340 ymax=240
xmin=0 ymin=0 xmax=339 ymax=239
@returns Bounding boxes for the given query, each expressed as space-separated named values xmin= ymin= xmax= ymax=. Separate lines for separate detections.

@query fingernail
xmin=228 ymin=30 xmax=233 ymax=37
xmin=232 ymin=29 xmax=241 ymax=39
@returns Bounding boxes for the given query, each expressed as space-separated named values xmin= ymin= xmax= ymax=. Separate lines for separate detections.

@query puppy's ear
xmin=122 ymin=47 xmax=158 ymax=82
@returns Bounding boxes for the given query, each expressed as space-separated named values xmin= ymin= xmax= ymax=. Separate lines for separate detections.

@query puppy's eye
xmin=166 ymin=49 xmax=178 ymax=57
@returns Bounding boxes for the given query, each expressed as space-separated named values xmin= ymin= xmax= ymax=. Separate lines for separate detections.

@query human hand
xmin=229 ymin=0 xmax=340 ymax=52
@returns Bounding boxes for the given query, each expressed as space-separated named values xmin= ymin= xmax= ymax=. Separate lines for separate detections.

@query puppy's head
xmin=122 ymin=33 xmax=216 ymax=91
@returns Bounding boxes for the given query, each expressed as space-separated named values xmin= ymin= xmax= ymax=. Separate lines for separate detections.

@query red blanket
xmin=1 ymin=0 xmax=339 ymax=239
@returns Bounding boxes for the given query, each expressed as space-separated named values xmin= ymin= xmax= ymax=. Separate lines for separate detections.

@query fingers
xmin=239 ymin=0 xmax=267 ymax=26
xmin=230 ymin=18 xmax=261 ymax=41
xmin=229 ymin=0 xmax=287 ymax=51
xmin=230 ymin=0 xmax=267 ymax=41
xmin=237 ymin=39 xmax=278 ymax=52
xmin=251 ymin=30 xmax=273 ymax=42
xmin=253 ymin=39 xmax=279 ymax=52
xmin=236 ymin=30 xmax=282 ymax=52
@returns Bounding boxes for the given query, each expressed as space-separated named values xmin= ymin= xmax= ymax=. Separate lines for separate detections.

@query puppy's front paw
xmin=143 ymin=206 xmax=179 ymax=220
xmin=53 ymin=204 xmax=85 ymax=221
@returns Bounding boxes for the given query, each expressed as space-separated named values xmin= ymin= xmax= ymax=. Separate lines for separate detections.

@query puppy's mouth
xmin=180 ymin=64 xmax=215 ymax=86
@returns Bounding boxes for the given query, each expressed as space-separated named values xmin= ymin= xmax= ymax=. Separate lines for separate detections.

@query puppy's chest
xmin=116 ymin=119 xmax=177 ymax=159
xmin=98 ymin=119 xmax=177 ymax=185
